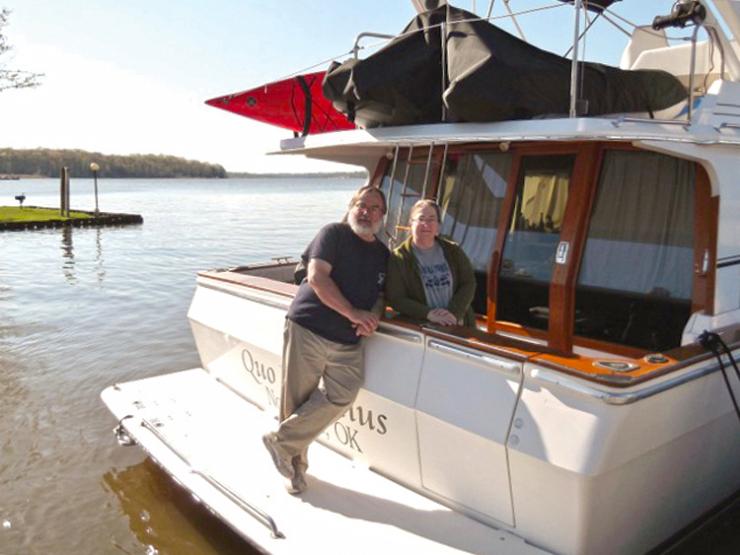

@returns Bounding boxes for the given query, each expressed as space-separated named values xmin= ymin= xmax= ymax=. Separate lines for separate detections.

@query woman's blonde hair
xmin=409 ymin=199 xmax=441 ymax=223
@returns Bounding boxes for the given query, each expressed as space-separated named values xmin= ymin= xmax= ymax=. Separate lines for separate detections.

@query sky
xmin=0 ymin=0 xmax=683 ymax=173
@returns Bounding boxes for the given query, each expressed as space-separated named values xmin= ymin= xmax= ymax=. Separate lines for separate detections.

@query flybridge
xmin=206 ymin=1 xmax=740 ymax=137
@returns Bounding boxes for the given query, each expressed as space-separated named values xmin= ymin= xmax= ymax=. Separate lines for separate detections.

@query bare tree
xmin=0 ymin=8 xmax=42 ymax=92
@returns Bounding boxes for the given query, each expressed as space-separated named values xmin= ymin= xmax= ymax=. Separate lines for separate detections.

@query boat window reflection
xmin=575 ymin=150 xmax=695 ymax=351
xmin=379 ymin=160 xmax=426 ymax=246
xmin=497 ymin=155 xmax=574 ymax=330
xmin=439 ymin=151 xmax=512 ymax=314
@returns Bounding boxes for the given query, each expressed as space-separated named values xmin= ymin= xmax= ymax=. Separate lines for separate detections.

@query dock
xmin=0 ymin=206 xmax=143 ymax=232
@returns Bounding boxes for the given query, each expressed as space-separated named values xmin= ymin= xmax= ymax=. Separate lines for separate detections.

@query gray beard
xmin=348 ymin=214 xmax=382 ymax=237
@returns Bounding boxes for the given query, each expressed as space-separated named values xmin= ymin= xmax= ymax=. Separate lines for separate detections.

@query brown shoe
xmin=286 ymin=461 xmax=307 ymax=495
xmin=262 ymin=433 xmax=294 ymax=480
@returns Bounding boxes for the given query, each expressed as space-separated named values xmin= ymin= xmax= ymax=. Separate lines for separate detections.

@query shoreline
xmin=0 ymin=205 xmax=143 ymax=231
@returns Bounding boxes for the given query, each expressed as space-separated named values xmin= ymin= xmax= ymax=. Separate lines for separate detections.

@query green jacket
xmin=385 ymin=235 xmax=476 ymax=326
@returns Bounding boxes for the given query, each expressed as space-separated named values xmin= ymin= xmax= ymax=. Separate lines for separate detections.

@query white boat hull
xmin=172 ymin=272 xmax=740 ymax=554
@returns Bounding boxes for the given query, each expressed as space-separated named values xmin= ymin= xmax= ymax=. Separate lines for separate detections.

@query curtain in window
xmin=439 ymin=152 xmax=511 ymax=271
xmin=578 ymin=151 xmax=694 ymax=299
xmin=518 ymin=172 xmax=569 ymax=232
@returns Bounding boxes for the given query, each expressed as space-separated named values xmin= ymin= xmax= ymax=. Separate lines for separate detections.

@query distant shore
xmin=0 ymin=172 xmax=368 ymax=180
xmin=0 ymin=148 xmax=368 ymax=180
xmin=226 ymin=171 xmax=367 ymax=179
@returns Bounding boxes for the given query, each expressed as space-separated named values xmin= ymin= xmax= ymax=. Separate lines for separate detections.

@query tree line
xmin=0 ymin=148 xmax=227 ymax=178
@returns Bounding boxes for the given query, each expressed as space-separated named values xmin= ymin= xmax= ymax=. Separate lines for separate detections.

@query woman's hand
xmin=427 ymin=308 xmax=458 ymax=326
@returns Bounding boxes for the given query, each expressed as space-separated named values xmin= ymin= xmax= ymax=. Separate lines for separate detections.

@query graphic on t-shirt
xmin=414 ymin=243 xmax=453 ymax=309
xmin=420 ymin=264 xmax=451 ymax=289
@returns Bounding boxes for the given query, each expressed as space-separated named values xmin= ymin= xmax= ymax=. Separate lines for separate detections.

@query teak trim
xmin=549 ymin=143 xmax=603 ymax=353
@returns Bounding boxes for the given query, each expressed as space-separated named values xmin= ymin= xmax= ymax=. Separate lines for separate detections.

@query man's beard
xmin=348 ymin=212 xmax=382 ymax=236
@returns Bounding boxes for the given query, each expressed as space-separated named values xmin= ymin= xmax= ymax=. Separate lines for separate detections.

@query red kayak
xmin=205 ymin=71 xmax=355 ymax=136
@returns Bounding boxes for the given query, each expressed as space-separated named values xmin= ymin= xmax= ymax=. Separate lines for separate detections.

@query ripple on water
xmin=0 ymin=177 xmax=361 ymax=553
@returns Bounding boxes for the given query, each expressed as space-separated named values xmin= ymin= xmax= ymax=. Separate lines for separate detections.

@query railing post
xmin=569 ymin=0 xmax=583 ymax=118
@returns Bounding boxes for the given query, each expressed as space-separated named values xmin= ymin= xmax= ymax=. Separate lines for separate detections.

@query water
xmin=1 ymin=177 xmax=737 ymax=554
xmin=0 ymin=177 xmax=362 ymax=554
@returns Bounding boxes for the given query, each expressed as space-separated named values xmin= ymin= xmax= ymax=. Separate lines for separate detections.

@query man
xmin=263 ymin=185 xmax=389 ymax=494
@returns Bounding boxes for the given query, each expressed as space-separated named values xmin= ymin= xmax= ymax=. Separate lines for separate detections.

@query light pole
xmin=89 ymin=162 xmax=100 ymax=214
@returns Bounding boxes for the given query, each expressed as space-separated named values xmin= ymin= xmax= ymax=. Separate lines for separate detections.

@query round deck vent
xmin=593 ymin=360 xmax=639 ymax=372
xmin=644 ymin=354 xmax=669 ymax=364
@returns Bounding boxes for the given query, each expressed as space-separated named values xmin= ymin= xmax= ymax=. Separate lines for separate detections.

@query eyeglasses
xmin=353 ymin=202 xmax=384 ymax=214
xmin=412 ymin=216 xmax=438 ymax=224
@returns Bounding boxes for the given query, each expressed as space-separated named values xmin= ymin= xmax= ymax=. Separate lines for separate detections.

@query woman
xmin=386 ymin=199 xmax=476 ymax=326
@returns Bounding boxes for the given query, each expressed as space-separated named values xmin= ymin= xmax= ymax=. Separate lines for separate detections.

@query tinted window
xmin=379 ymin=159 xmax=427 ymax=246
xmin=575 ymin=150 xmax=695 ymax=350
xmin=496 ymin=155 xmax=574 ymax=329
xmin=438 ymin=152 xmax=511 ymax=271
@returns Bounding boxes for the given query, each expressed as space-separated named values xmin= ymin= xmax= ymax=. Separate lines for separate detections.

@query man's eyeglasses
xmin=353 ymin=202 xmax=384 ymax=214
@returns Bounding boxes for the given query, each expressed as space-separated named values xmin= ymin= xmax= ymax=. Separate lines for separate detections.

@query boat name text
xmin=242 ymin=348 xmax=277 ymax=386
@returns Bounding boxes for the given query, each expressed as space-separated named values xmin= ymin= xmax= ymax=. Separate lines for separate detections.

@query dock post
xmin=59 ymin=167 xmax=68 ymax=216
xmin=65 ymin=169 xmax=70 ymax=217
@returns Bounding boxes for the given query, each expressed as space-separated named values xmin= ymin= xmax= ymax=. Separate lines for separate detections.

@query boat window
xmin=379 ymin=159 xmax=427 ymax=246
xmin=496 ymin=155 xmax=574 ymax=330
xmin=575 ymin=150 xmax=695 ymax=351
xmin=438 ymin=151 xmax=512 ymax=314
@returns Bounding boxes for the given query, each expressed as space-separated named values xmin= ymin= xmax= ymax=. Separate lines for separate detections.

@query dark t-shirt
xmin=287 ymin=222 xmax=389 ymax=345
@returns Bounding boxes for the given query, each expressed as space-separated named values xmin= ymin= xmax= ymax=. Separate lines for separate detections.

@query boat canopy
xmin=323 ymin=4 xmax=687 ymax=128
xmin=555 ymin=0 xmax=622 ymax=13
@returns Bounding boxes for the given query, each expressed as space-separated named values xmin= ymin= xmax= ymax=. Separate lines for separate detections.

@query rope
xmin=699 ymin=331 xmax=740 ymax=426
xmin=282 ymin=1 xmax=569 ymax=78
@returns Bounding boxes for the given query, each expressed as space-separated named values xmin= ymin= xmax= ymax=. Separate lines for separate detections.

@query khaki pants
xmin=276 ymin=319 xmax=364 ymax=471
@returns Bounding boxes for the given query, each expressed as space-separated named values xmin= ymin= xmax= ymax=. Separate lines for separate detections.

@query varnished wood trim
xmin=487 ymin=152 xmax=522 ymax=332
xmin=491 ymin=321 xmax=550 ymax=341
xmin=548 ymin=143 xmax=603 ymax=354
xmin=572 ymin=334 xmax=648 ymax=358
xmin=198 ymin=270 xmax=298 ymax=298
xmin=369 ymin=156 xmax=389 ymax=188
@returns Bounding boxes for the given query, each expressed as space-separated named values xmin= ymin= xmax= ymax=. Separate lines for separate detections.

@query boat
xmin=102 ymin=1 xmax=740 ymax=553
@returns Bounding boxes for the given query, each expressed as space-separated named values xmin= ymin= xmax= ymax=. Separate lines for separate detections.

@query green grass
xmin=0 ymin=206 xmax=93 ymax=223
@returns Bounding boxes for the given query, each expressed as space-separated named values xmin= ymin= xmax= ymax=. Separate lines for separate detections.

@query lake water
xmin=1 ymin=177 xmax=737 ymax=554
xmin=0 ymin=177 xmax=362 ymax=554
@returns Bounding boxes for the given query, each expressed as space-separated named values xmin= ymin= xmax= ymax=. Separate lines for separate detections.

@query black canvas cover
xmin=323 ymin=5 xmax=686 ymax=127
xmin=555 ymin=0 xmax=621 ymax=13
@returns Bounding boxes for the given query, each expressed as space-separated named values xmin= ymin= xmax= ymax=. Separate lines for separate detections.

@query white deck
xmin=101 ymin=368 xmax=548 ymax=555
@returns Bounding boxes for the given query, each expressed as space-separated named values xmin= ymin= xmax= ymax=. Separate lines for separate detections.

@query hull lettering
xmin=241 ymin=348 xmax=277 ymax=386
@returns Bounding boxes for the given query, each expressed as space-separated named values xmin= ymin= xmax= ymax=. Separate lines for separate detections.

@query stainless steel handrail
xmin=377 ymin=325 xmax=423 ymax=343
xmin=428 ymin=339 xmax=521 ymax=378
xmin=529 ymin=362 xmax=724 ymax=405
xmin=139 ymin=418 xmax=285 ymax=539
xmin=352 ymin=32 xmax=395 ymax=59
xmin=611 ymin=116 xmax=691 ymax=128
